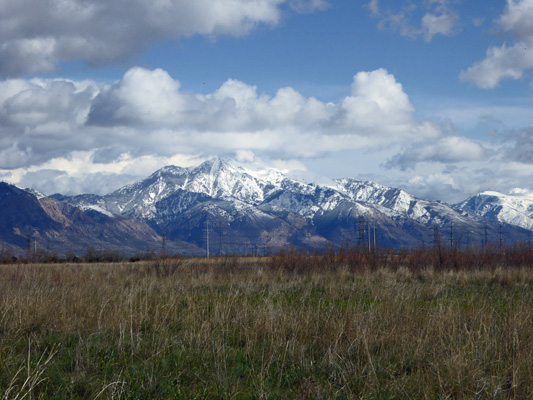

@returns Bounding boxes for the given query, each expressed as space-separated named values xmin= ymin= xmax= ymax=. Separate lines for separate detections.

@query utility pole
xmin=204 ymin=221 xmax=210 ymax=259
xmin=373 ymin=221 xmax=376 ymax=250
xmin=367 ymin=221 xmax=371 ymax=251
xmin=433 ymin=226 xmax=441 ymax=249
xmin=218 ymin=225 xmax=223 ymax=255
xmin=499 ymin=223 xmax=503 ymax=249
xmin=161 ymin=234 xmax=166 ymax=257
xmin=357 ymin=218 xmax=366 ymax=249
xmin=26 ymin=234 xmax=31 ymax=257
xmin=449 ymin=222 xmax=453 ymax=249
xmin=32 ymin=230 xmax=39 ymax=257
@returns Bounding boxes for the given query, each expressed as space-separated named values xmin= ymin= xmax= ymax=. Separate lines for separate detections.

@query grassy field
xmin=1 ymin=251 xmax=533 ymax=399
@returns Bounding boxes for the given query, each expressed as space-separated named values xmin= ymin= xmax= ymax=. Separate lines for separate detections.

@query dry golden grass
xmin=0 ymin=256 xmax=532 ymax=398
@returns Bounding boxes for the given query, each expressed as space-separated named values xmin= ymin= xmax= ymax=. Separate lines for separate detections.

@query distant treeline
xmin=3 ymin=243 xmax=533 ymax=270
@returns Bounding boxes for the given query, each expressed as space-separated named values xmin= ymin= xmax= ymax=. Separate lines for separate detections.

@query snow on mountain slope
xmin=97 ymin=158 xmax=284 ymax=219
xmin=55 ymin=157 xmax=479 ymax=229
xmin=455 ymin=190 xmax=533 ymax=231
xmin=182 ymin=158 xmax=277 ymax=204
xmin=263 ymin=178 xmax=366 ymax=219
xmin=335 ymin=178 xmax=470 ymax=226
xmin=41 ymin=159 xmax=533 ymax=251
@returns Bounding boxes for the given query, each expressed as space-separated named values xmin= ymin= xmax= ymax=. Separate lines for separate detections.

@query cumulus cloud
xmin=1 ymin=151 xmax=205 ymax=195
xmin=386 ymin=136 xmax=490 ymax=170
xmin=0 ymin=66 xmax=450 ymax=194
xmin=368 ymin=0 xmax=459 ymax=42
xmin=387 ymin=126 xmax=533 ymax=203
xmin=460 ymin=0 xmax=533 ymax=88
xmin=404 ymin=172 xmax=466 ymax=202
xmin=0 ymin=0 xmax=328 ymax=76
xmin=86 ymin=67 xmax=436 ymax=145
xmin=404 ymin=160 xmax=533 ymax=203
xmin=0 ymin=77 xmax=99 ymax=168
xmin=0 ymin=66 xmax=509 ymax=200
xmin=503 ymin=127 xmax=533 ymax=163
xmin=87 ymin=68 xmax=186 ymax=127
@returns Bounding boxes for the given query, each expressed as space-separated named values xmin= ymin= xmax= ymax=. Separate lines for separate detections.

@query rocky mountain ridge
xmin=0 ymin=182 xmax=202 ymax=256
xmin=454 ymin=190 xmax=533 ymax=232
xmin=44 ymin=158 xmax=533 ymax=255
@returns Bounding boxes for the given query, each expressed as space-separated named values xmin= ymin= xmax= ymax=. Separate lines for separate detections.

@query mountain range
xmin=2 ymin=158 xmax=533 ymax=256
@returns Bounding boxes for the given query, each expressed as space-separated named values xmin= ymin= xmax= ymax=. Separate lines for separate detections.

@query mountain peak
xmin=192 ymin=157 xmax=238 ymax=176
xmin=457 ymin=190 xmax=533 ymax=231
xmin=0 ymin=181 xmax=25 ymax=199
xmin=33 ymin=159 xmax=533 ymax=254
xmin=155 ymin=165 xmax=188 ymax=176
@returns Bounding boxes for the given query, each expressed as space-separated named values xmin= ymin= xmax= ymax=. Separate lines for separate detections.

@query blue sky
xmin=1 ymin=0 xmax=533 ymax=203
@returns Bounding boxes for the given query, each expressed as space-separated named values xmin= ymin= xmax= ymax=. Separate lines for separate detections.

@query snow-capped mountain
xmin=50 ymin=157 xmax=533 ymax=254
xmin=0 ymin=182 xmax=201 ymax=256
xmin=57 ymin=159 xmax=283 ymax=219
xmin=455 ymin=190 xmax=533 ymax=231
xmin=335 ymin=178 xmax=477 ymax=227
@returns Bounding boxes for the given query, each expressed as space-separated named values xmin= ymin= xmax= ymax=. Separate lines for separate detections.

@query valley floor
xmin=1 ymin=257 xmax=532 ymax=399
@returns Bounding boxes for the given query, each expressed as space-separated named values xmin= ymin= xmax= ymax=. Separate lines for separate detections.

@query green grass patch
xmin=0 ymin=260 xmax=532 ymax=398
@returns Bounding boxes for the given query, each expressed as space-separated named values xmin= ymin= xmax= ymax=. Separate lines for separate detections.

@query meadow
xmin=1 ymin=248 xmax=533 ymax=399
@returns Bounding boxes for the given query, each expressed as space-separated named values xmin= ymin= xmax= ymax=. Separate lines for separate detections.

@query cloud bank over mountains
xmin=0 ymin=66 xmax=519 ymax=202
xmin=0 ymin=0 xmax=532 ymax=204
xmin=1 ymin=68 xmax=441 ymax=170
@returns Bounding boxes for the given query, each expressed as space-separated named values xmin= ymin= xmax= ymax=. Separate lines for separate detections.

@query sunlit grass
xmin=1 ymin=255 xmax=532 ymax=398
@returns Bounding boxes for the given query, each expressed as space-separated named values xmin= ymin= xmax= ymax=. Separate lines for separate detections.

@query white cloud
xmin=0 ymin=66 xmax=520 ymax=201
xmin=368 ymin=0 xmax=460 ymax=41
xmin=0 ymin=66 xmax=442 ymax=193
xmin=406 ymin=161 xmax=533 ymax=203
xmin=503 ymin=127 xmax=533 ymax=163
xmin=341 ymin=68 xmax=414 ymax=134
xmin=1 ymin=150 xmax=205 ymax=195
xmin=499 ymin=0 xmax=533 ymax=40
xmin=235 ymin=150 xmax=256 ymax=163
xmin=421 ymin=11 xmax=458 ymax=42
xmin=386 ymin=136 xmax=489 ymax=170
xmin=86 ymin=66 xmax=434 ymax=147
xmin=87 ymin=67 xmax=186 ymax=127
xmin=460 ymin=0 xmax=533 ymax=88
xmin=0 ymin=0 xmax=328 ymax=76
xmin=460 ymin=42 xmax=533 ymax=88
